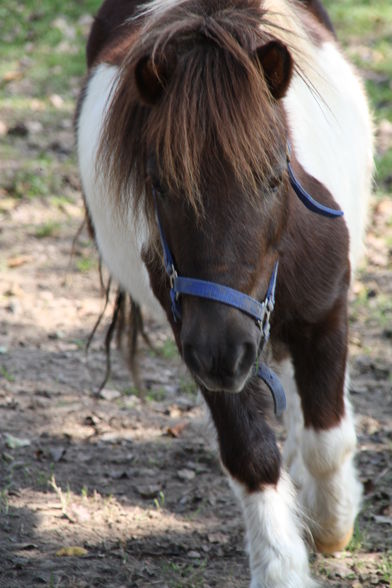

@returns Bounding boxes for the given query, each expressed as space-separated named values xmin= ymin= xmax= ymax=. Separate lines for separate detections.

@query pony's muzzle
xmin=182 ymin=331 xmax=258 ymax=393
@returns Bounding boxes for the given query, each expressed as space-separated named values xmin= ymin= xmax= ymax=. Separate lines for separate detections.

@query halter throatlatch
xmin=152 ymin=144 xmax=343 ymax=417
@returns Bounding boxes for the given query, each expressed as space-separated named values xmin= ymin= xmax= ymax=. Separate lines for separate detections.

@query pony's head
xmin=100 ymin=0 xmax=295 ymax=393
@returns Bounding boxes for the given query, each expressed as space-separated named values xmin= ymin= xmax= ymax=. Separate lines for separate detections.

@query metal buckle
xmin=169 ymin=265 xmax=178 ymax=290
xmin=257 ymin=298 xmax=274 ymax=333
xmin=256 ymin=298 xmax=274 ymax=357
xmin=256 ymin=301 xmax=266 ymax=331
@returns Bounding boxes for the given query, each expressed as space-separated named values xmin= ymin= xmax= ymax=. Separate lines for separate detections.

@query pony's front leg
xmin=290 ymin=299 xmax=362 ymax=553
xmin=203 ymin=387 xmax=317 ymax=588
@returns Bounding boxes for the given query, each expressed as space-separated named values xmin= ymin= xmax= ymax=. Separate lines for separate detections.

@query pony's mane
xmin=98 ymin=0 xmax=316 ymax=218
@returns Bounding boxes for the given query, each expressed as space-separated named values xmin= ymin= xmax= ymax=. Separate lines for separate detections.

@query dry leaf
xmin=167 ymin=422 xmax=187 ymax=438
xmin=49 ymin=447 xmax=66 ymax=462
xmin=373 ymin=515 xmax=392 ymax=525
xmin=5 ymin=434 xmax=31 ymax=449
xmin=136 ymin=484 xmax=162 ymax=499
xmin=177 ymin=468 xmax=195 ymax=481
xmin=7 ymin=256 xmax=31 ymax=268
xmin=99 ymin=388 xmax=121 ymax=401
xmin=3 ymin=70 xmax=23 ymax=82
xmin=56 ymin=546 xmax=88 ymax=557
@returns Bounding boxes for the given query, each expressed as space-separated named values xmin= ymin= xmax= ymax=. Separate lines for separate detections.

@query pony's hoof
xmin=314 ymin=526 xmax=353 ymax=554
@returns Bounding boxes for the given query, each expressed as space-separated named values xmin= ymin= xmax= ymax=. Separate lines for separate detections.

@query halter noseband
xmin=153 ymin=143 xmax=343 ymax=417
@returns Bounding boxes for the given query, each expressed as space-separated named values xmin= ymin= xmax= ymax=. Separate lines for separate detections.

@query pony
xmin=76 ymin=1 xmax=374 ymax=586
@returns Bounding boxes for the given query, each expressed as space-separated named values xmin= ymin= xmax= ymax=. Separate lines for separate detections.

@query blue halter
xmin=152 ymin=144 xmax=343 ymax=416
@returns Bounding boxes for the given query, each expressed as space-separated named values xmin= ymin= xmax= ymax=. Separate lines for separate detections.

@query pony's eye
xmin=151 ymin=180 xmax=165 ymax=198
xmin=269 ymin=175 xmax=282 ymax=192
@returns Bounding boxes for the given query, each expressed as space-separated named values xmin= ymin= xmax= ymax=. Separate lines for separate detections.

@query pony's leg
xmin=279 ymin=358 xmax=305 ymax=476
xmin=290 ymin=310 xmax=362 ymax=553
xmin=203 ymin=388 xmax=317 ymax=588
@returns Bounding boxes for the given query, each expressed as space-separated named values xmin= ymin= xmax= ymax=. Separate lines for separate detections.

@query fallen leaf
xmin=99 ymin=388 xmax=121 ymax=401
xmin=49 ymin=94 xmax=64 ymax=108
xmin=177 ymin=468 xmax=195 ymax=481
xmin=3 ymin=70 xmax=23 ymax=82
xmin=5 ymin=434 xmax=31 ymax=449
xmin=167 ymin=422 xmax=187 ymax=438
xmin=68 ymin=504 xmax=91 ymax=523
xmin=373 ymin=515 xmax=392 ymax=525
xmin=7 ymin=256 xmax=31 ymax=269
xmin=109 ymin=469 xmax=128 ymax=480
xmin=187 ymin=550 xmax=201 ymax=559
xmin=136 ymin=484 xmax=162 ymax=499
xmin=56 ymin=546 xmax=88 ymax=557
xmin=208 ymin=532 xmax=230 ymax=544
xmin=49 ymin=447 xmax=66 ymax=462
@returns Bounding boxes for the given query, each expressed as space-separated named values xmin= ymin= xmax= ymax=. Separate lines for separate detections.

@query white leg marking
xmin=231 ymin=474 xmax=318 ymax=588
xmin=278 ymin=360 xmax=361 ymax=550
xmin=298 ymin=390 xmax=362 ymax=549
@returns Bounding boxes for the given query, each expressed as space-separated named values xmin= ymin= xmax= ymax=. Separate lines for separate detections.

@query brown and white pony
xmin=76 ymin=1 xmax=373 ymax=586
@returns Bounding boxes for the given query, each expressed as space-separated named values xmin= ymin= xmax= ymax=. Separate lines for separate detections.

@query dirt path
xmin=0 ymin=62 xmax=392 ymax=588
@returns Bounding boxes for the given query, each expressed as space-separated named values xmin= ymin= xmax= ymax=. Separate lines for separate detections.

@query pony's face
xmin=147 ymin=155 xmax=288 ymax=393
xmin=137 ymin=39 xmax=293 ymax=393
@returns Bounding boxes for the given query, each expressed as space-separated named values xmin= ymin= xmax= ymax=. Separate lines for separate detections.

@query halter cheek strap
xmin=152 ymin=143 xmax=343 ymax=417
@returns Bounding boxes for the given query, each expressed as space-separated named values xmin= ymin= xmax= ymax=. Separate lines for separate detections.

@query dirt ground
xmin=1 ymin=73 xmax=392 ymax=588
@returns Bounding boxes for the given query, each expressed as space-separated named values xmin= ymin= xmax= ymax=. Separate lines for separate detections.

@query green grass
xmin=178 ymin=375 xmax=198 ymax=397
xmin=0 ymin=1 xmax=100 ymax=204
xmin=0 ymin=489 xmax=10 ymax=515
xmin=158 ymin=339 xmax=179 ymax=360
xmin=161 ymin=560 xmax=207 ymax=588
xmin=76 ymin=255 xmax=97 ymax=273
xmin=149 ymin=338 xmax=179 ymax=360
xmin=0 ymin=366 xmax=15 ymax=382
xmin=346 ymin=521 xmax=364 ymax=553
xmin=1 ymin=0 xmax=390 ymax=200
xmin=35 ymin=221 xmax=62 ymax=238
xmin=379 ymin=553 xmax=392 ymax=588
xmin=145 ymin=387 xmax=168 ymax=402
xmin=0 ymin=1 xmax=101 ymax=98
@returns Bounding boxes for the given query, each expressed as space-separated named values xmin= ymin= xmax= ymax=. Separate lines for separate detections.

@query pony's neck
xmin=276 ymin=155 xmax=350 ymax=326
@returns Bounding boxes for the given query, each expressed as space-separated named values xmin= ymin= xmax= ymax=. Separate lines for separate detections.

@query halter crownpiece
xmin=152 ymin=144 xmax=343 ymax=417
xmin=286 ymin=142 xmax=344 ymax=218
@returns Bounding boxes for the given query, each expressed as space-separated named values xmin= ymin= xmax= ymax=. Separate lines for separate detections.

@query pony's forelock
xmin=98 ymin=0 xmax=310 ymax=221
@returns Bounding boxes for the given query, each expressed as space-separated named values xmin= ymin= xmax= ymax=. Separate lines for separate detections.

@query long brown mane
xmin=97 ymin=0 xmax=315 ymax=217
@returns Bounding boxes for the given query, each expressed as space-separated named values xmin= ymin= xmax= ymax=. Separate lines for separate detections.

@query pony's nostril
xmin=233 ymin=342 xmax=257 ymax=376
xmin=183 ymin=343 xmax=212 ymax=375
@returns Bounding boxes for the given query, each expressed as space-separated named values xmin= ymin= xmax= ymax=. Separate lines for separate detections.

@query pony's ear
xmin=135 ymin=53 xmax=176 ymax=105
xmin=255 ymin=40 xmax=293 ymax=99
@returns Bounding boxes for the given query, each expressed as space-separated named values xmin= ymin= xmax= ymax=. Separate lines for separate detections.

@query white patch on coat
xmin=77 ymin=64 xmax=164 ymax=320
xmin=298 ymin=389 xmax=362 ymax=546
xmin=277 ymin=358 xmax=304 ymax=472
xmin=284 ymin=41 xmax=374 ymax=270
xmin=231 ymin=473 xmax=318 ymax=588
xmin=278 ymin=358 xmax=361 ymax=547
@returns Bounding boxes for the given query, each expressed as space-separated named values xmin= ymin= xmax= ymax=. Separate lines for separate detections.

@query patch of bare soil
xmin=0 ymin=121 xmax=391 ymax=588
